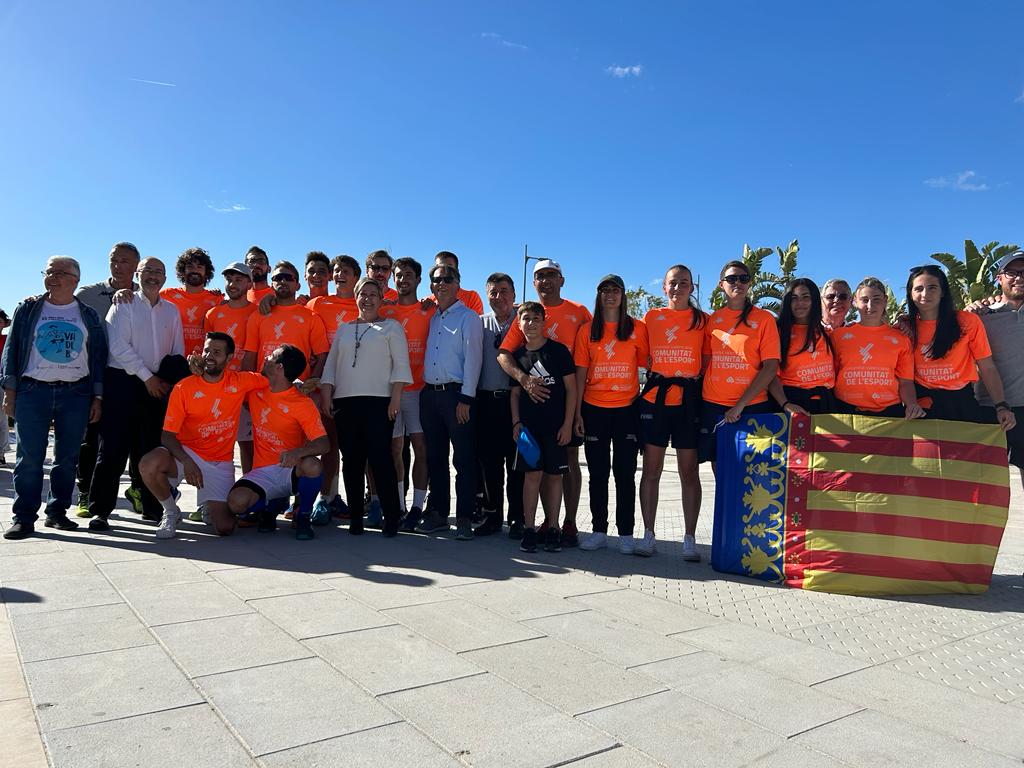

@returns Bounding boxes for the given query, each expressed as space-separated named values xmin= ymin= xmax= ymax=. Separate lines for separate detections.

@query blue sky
xmin=2 ymin=1 xmax=1022 ymax=315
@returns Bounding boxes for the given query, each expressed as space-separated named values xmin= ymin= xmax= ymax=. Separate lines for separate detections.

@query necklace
xmin=352 ymin=319 xmax=374 ymax=367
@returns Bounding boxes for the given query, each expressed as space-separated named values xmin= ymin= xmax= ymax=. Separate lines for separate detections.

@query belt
xmin=425 ymin=382 xmax=462 ymax=392
xmin=639 ymin=372 xmax=701 ymax=426
xmin=479 ymin=389 xmax=510 ymax=398
xmin=22 ymin=376 xmax=88 ymax=388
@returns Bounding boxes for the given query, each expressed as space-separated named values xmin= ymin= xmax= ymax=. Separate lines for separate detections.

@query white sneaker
xmin=579 ymin=532 xmax=607 ymax=551
xmin=682 ymin=534 xmax=700 ymax=562
xmin=618 ymin=535 xmax=636 ymax=554
xmin=155 ymin=510 xmax=181 ymax=539
xmin=634 ymin=530 xmax=656 ymax=557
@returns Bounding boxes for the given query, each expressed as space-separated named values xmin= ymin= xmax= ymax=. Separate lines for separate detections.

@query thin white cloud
xmin=479 ymin=32 xmax=529 ymax=51
xmin=923 ymin=170 xmax=989 ymax=192
xmin=129 ymin=78 xmax=177 ymax=87
xmin=206 ymin=202 xmax=249 ymax=213
xmin=606 ymin=64 xmax=643 ymax=78
xmin=1015 ymin=89 xmax=1024 ymax=104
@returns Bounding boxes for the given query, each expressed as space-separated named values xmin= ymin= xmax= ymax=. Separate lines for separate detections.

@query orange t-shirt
xmin=163 ymin=371 xmax=267 ymax=462
xmin=381 ymin=302 xmax=436 ymax=390
xmin=307 ymin=295 xmax=358 ymax=344
xmin=702 ymin=306 xmax=781 ymax=406
xmin=247 ymin=285 xmax=275 ymax=303
xmin=243 ymin=304 xmax=329 ymax=379
xmin=642 ymin=307 xmax=704 ymax=406
xmin=204 ymin=303 xmax=257 ymax=371
xmin=779 ymin=325 xmax=836 ymax=389
xmin=160 ymin=288 xmax=221 ymax=354
xmin=833 ymin=323 xmax=913 ymax=410
xmin=247 ymin=385 xmax=327 ymax=469
xmin=913 ymin=311 xmax=992 ymax=390
xmin=573 ymin=319 xmax=650 ymax=408
xmin=502 ymin=299 xmax=593 ymax=357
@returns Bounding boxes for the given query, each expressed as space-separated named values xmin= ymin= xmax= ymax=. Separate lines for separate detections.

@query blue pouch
xmin=516 ymin=425 xmax=541 ymax=469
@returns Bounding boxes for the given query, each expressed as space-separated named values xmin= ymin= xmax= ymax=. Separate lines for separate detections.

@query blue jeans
xmin=12 ymin=377 xmax=92 ymax=524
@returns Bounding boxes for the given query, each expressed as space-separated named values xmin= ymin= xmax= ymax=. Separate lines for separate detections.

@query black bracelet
xmin=781 ymin=401 xmax=790 ymax=411
xmin=995 ymin=401 xmax=1010 ymax=411
xmin=512 ymin=421 xmax=521 ymax=427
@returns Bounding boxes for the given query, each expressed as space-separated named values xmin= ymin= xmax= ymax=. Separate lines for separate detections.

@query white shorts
xmin=235 ymin=464 xmax=295 ymax=501
xmin=236 ymin=409 xmax=253 ymax=442
xmin=171 ymin=446 xmax=235 ymax=504
xmin=392 ymin=389 xmax=424 ymax=438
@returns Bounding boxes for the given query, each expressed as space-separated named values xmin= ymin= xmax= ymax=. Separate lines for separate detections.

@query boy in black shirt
xmin=509 ymin=302 xmax=577 ymax=552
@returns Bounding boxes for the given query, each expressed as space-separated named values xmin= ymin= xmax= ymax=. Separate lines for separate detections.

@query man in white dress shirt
xmin=87 ymin=257 xmax=184 ymax=530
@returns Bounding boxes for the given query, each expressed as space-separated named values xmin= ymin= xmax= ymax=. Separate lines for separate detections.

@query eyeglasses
xmin=1001 ymin=269 xmax=1024 ymax=280
xmin=431 ymin=275 xmax=456 ymax=284
xmin=42 ymin=270 xmax=78 ymax=279
xmin=368 ymin=264 xmax=391 ymax=273
xmin=824 ymin=292 xmax=850 ymax=301
xmin=599 ymin=286 xmax=622 ymax=294
xmin=722 ymin=274 xmax=751 ymax=285
xmin=271 ymin=274 xmax=297 ymax=283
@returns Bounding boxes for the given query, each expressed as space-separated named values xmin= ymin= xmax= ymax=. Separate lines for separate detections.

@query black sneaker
xmin=401 ymin=507 xmax=422 ymax=532
xmin=508 ymin=520 xmax=525 ymax=540
xmin=3 ymin=522 xmax=34 ymax=540
xmin=559 ymin=523 xmax=579 ymax=549
xmin=88 ymin=516 xmax=110 ymax=532
xmin=44 ymin=515 xmax=79 ymax=531
xmin=473 ymin=515 xmax=503 ymax=536
xmin=543 ymin=525 xmax=562 ymax=552
xmin=257 ymin=510 xmax=277 ymax=533
xmin=520 ymin=527 xmax=538 ymax=553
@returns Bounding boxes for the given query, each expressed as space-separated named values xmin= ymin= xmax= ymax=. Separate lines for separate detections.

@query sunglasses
xmin=722 ymin=274 xmax=751 ymax=285
xmin=824 ymin=292 xmax=850 ymax=301
xmin=431 ymin=275 xmax=456 ymax=284
xmin=271 ymin=274 xmax=297 ymax=283
xmin=1001 ymin=269 xmax=1024 ymax=280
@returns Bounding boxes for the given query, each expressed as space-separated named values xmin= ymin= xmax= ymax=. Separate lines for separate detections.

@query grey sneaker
xmin=455 ymin=522 xmax=474 ymax=541
xmin=415 ymin=510 xmax=449 ymax=533
xmin=682 ymin=534 xmax=701 ymax=562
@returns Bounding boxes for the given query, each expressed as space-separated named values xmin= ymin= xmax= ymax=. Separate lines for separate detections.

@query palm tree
xmin=625 ymin=285 xmax=666 ymax=317
xmin=930 ymin=240 xmax=1019 ymax=308
xmin=709 ymin=240 xmax=800 ymax=315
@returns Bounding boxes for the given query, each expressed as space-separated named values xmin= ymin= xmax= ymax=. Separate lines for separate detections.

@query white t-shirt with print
xmin=24 ymin=300 xmax=90 ymax=382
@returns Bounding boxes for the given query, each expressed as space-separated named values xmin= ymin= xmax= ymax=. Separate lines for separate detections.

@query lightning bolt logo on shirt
xmin=547 ymin=321 xmax=559 ymax=339
xmin=273 ymin=321 xmax=286 ymax=339
xmin=603 ymin=338 xmax=617 ymax=358
xmin=666 ymin=325 xmax=680 ymax=343
xmin=859 ymin=342 xmax=874 ymax=364
xmin=186 ymin=306 xmax=199 ymax=323
xmin=210 ymin=398 xmax=222 ymax=419
xmin=259 ymin=407 xmax=271 ymax=424
xmin=226 ymin=322 xmax=238 ymax=338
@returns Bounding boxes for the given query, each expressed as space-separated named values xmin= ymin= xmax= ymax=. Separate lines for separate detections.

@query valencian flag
xmin=711 ymin=413 xmax=1010 ymax=595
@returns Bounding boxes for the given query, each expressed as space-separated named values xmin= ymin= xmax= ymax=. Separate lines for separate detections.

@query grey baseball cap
xmin=221 ymin=261 xmax=252 ymax=279
xmin=994 ymin=249 xmax=1024 ymax=273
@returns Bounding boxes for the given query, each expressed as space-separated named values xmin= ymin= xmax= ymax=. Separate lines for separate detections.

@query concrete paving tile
xmin=23 ymin=644 xmax=202 ymax=731
xmin=261 ymin=721 xmax=463 ymax=768
xmin=706 ymin=590 xmax=875 ymax=633
xmin=525 ymin=610 xmax=699 ymax=668
xmin=0 ymin=697 xmax=47 ymax=768
xmin=381 ymin=673 xmax=616 ymax=768
xmin=81 ymin=543 xmax=164 ymax=565
xmin=444 ymin=579 xmax=585 ymax=621
xmin=580 ymin=689 xmax=784 ymax=767
xmin=2 ymin=572 xmax=123 ymax=617
xmin=567 ymin=589 xmax=721 ymax=635
xmin=43 ymin=703 xmax=256 ymax=768
xmin=122 ymin=580 xmax=253 ymax=626
xmin=196 ymin=657 xmax=398 ymax=756
xmin=0 ymin=550 xmax=97 ymax=581
xmin=11 ymin=603 xmax=153 ymax=662
xmin=672 ymin=622 xmax=870 ymax=685
xmin=186 ymin=544 xmax=289 ymax=572
xmin=306 ymin=624 xmax=483 ymax=695
xmin=784 ymin=612 xmax=960 ymax=664
xmin=814 ymin=665 xmax=1024 ymax=758
xmin=98 ymin=557 xmax=211 ymax=590
xmin=559 ymin=746 xmax=664 ymax=767
xmin=464 ymin=636 xmax=666 ymax=715
xmin=210 ymin=566 xmax=333 ymax=600
xmin=324 ymin=575 xmax=458 ymax=610
xmin=519 ymin=572 xmax=625 ymax=599
xmin=250 ymin=589 xmax=396 ymax=639
xmin=384 ymin=599 xmax=543 ymax=652
xmin=794 ymin=708 xmax=1021 ymax=767
xmin=363 ymin=556 xmax=504 ymax=588
xmin=0 ymin=539 xmax=62 ymax=558
xmin=0 ymin=651 xmax=28 ymax=702
xmin=154 ymin=613 xmax=312 ymax=677
xmin=743 ymin=742 xmax=852 ymax=768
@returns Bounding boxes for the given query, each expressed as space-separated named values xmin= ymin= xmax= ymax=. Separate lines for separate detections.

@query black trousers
xmin=334 ymin=396 xmax=401 ymax=530
xmin=475 ymin=391 xmax=524 ymax=523
xmin=420 ymin=386 xmax=476 ymax=523
xmin=77 ymin=419 xmax=143 ymax=496
xmin=89 ymin=367 xmax=167 ymax=518
xmin=582 ymin=401 xmax=639 ymax=535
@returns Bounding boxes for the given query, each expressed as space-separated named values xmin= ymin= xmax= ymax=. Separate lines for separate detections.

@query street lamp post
xmin=522 ymin=244 xmax=542 ymax=299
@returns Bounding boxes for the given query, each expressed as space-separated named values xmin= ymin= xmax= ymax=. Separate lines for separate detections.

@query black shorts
xmin=835 ymin=399 xmax=905 ymax=418
xmin=698 ymin=401 xmax=775 ymax=464
xmin=772 ymin=386 xmax=837 ymax=415
xmin=979 ymin=405 xmax=1024 ymax=469
xmin=639 ymin=400 xmax=699 ymax=450
xmin=517 ymin=426 xmax=569 ymax=475
xmin=917 ymin=384 xmax=987 ymax=423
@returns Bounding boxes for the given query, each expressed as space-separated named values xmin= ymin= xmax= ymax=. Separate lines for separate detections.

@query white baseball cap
xmin=533 ymin=259 xmax=562 ymax=275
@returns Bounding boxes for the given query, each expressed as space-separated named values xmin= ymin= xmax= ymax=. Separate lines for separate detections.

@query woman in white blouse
xmin=320 ymin=278 xmax=412 ymax=536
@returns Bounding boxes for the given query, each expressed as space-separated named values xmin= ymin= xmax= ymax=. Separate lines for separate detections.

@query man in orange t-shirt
xmin=244 ymin=246 xmax=274 ymax=303
xmin=138 ymin=332 xmax=268 ymax=539
xmin=308 ymin=255 xmax=361 ymax=344
xmin=365 ymin=250 xmax=400 ymax=302
xmin=160 ymin=247 xmax=222 ymax=354
xmin=228 ymin=344 xmax=328 ymax=540
xmin=496 ymin=259 xmax=591 ymax=544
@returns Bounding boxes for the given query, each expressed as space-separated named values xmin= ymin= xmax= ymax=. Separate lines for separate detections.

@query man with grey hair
xmin=1 ymin=256 xmax=108 ymax=539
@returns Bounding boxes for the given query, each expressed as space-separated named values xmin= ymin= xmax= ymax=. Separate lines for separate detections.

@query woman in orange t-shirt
xmin=768 ymin=278 xmax=836 ymax=415
xmin=573 ymin=274 xmax=649 ymax=554
xmin=906 ymin=265 xmax=1015 ymax=430
xmin=700 ymin=261 xmax=780 ymax=467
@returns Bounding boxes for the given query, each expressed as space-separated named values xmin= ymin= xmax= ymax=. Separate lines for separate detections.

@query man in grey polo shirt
xmin=975 ymin=248 xmax=1024 ymax=491
xmin=74 ymin=241 xmax=140 ymax=516
xmin=474 ymin=272 xmax=524 ymax=536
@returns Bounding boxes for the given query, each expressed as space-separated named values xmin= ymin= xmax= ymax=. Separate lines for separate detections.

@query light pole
xmin=522 ymin=244 xmax=542 ymax=299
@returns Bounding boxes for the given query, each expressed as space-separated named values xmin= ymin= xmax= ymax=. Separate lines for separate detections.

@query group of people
xmin=2 ymin=243 xmax=1022 ymax=563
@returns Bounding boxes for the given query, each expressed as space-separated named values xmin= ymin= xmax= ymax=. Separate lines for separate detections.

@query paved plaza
xmin=1 ymin=448 xmax=1022 ymax=768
